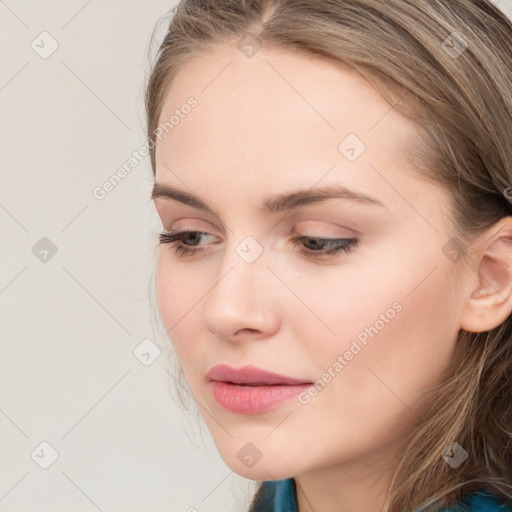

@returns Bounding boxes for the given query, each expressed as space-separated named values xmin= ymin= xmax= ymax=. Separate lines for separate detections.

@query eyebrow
xmin=151 ymin=182 xmax=388 ymax=213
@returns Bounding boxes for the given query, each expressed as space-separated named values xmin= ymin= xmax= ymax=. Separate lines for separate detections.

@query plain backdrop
xmin=0 ymin=1 xmax=511 ymax=511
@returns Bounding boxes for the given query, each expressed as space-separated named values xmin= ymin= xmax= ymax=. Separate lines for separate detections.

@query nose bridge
xmin=209 ymin=234 xmax=266 ymax=308
xmin=202 ymin=233 xmax=276 ymax=336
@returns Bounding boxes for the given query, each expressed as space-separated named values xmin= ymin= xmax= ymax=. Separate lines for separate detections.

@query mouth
xmin=222 ymin=382 xmax=284 ymax=386
xmin=208 ymin=381 xmax=313 ymax=414
xmin=206 ymin=363 xmax=312 ymax=386
xmin=206 ymin=364 xmax=314 ymax=414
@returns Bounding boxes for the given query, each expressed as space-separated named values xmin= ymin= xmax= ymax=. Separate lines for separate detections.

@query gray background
xmin=0 ymin=1 xmax=511 ymax=511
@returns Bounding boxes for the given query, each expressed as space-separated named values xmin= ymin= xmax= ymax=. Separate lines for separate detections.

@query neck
xmin=294 ymin=439 xmax=401 ymax=512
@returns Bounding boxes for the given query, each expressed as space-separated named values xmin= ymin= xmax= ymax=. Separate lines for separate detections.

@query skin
xmin=152 ymin=44 xmax=512 ymax=512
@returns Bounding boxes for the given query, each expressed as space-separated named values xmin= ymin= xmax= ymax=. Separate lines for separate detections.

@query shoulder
xmin=439 ymin=489 xmax=512 ymax=512
xmin=250 ymin=481 xmax=512 ymax=512
xmin=464 ymin=490 xmax=512 ymax=512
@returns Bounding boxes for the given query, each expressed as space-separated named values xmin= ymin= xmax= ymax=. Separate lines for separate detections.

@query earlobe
xmin=459 ymin=219 xmax=512 ymax=334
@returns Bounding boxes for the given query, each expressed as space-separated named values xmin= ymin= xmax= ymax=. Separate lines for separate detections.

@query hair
xmin=144 ymin=1 xmax=512 ymax=511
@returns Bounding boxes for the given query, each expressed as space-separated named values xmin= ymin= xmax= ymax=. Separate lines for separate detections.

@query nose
xmin=201 ymin=238 xmax=280 ymax=344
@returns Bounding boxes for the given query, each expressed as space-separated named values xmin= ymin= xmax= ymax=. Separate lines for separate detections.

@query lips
xmin=206 ymin=363 xmax=312 ymax=386
xmin=206 ymin=364 xmax=314 ymax=414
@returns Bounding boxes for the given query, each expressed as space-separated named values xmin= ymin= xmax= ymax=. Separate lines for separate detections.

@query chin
xmin=219 ymin=451 xmax=298 ymax=481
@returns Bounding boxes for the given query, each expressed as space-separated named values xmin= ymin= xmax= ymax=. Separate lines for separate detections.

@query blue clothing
xmin=252 ymin=478 xmax=512 ymax=512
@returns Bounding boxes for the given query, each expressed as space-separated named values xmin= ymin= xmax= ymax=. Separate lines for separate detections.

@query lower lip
xmin=209 ymin=381 xmax=312 ymax=414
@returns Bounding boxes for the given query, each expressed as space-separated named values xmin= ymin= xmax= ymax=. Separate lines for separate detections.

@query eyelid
xmin=294 ymin=220 xmax=359 ymax=238
xmin=165 ymin=221 xmax=217 ymax=234
xmin=164 ymin=217 xmax=360 ymax=240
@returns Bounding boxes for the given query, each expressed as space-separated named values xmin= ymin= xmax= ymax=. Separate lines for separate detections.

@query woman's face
xmin=152 ymin=44 xmax=465 ymax=481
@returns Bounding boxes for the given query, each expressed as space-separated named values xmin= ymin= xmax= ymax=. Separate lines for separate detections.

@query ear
xmin=459 ymin=217 xmax=512 ymax=333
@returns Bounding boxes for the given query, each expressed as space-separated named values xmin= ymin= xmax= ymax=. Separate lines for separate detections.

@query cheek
xmin=367 ymin=266 xmax=459 ymax=399
xmin=155 ymin=256 xmax=198 ymax=354
xmin=289 ymin=239 xmax=459 ymax=411
xmin=155 ymin=256 xmax=176 ymax=327
xmin=296 ymin=252 xmax=459 ymax=436
xmin=155 ymin=257 xmax=214 ymax=397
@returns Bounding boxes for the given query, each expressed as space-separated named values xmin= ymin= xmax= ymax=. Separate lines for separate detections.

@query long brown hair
xmin=144 ymin=1 xmax=512 ymax=510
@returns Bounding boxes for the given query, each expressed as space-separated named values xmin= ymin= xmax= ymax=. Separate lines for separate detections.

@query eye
xmin=158 ymin=229 xmax=358 ymax=260
xmin=158 ymin=230 xmax=215 ymax=257
xmin=290 ymin=235 xmax=358 ymax=260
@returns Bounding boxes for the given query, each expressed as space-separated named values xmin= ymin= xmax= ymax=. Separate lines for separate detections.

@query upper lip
xmin=206 ymin=364 xmax=312 ymax=385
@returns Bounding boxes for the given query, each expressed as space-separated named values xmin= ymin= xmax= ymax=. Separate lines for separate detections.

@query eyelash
xmin=158 ymin=230 xmax=358 ymax=260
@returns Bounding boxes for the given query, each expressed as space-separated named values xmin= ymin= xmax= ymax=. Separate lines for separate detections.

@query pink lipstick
xmin=206 ymin=364 xmax=313 ymax=414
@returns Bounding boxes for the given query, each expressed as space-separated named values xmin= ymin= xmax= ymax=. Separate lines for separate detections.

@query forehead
xmin=154 ymin=44 xmax=428 ymax=213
